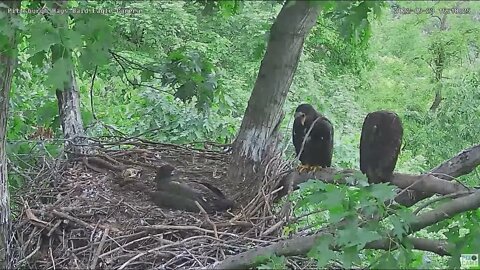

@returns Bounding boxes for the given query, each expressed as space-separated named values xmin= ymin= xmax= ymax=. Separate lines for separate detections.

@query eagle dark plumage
xmin=360 ymin=110 xmax=403 ymax=184
xmin=152 ymin=164 xmax=233 ymax=213
xmin=292 ymin=103 xmax=334 ymax=172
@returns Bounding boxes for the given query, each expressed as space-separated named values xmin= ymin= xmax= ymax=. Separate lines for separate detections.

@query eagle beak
xmin=294 ymin=112 xmax=306 ymax=125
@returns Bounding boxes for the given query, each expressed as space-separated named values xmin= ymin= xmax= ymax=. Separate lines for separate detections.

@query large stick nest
xmin=10 ymin=138 xmax=298 ymax=269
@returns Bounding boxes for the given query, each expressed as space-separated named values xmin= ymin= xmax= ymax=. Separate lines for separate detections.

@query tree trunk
xmin=429 ymin=87 xmax=442 ymax=111
xmin=51 ymin=1 xmax=87 ymax=155
xmin=53 ymin=62 xmax=87 ymax=154
xmin=228 ymin=1 xmax=320 ymax=205
xmin=0 ymin=1 xmax=21 ymax=268
xmin=428 ymin=2 xmax=461 ymax=111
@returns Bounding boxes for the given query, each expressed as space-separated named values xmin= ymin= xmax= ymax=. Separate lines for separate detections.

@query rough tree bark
xmin=51 ymin=0 xmax=86 ymax=155
xmin=396 ymin=143 xmax=480 ymax=206
xmin=0 ymin=1 xmax=21 ymax=268
xmin=228 ymin=1 xmax=320 ymax=204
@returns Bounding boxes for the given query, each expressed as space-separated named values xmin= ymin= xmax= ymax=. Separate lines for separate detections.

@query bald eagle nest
xmin=10 ymin=138 xmax=299 ymax=269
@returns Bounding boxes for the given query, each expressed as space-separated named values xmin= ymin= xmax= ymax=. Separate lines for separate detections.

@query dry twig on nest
xmin=12 ymin=137 xmax=479 ymax=269
xmin=11 ymin=140 xmax=287 ymax=270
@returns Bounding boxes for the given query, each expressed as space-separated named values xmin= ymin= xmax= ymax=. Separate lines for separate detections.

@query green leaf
xmin=78 ymin=42 xmax=110 ymax=72
xmin=7 ymin=115 xmax=27 ymax=138
xmin=307 ymin=234 xmax=336 ymax=268
xmin=63 ymin=29 xmax=84 ymax=50
xmin=46 ymin=58 xmax=71 ymax=91
xmin=28 ymin=51 xmax=48 ymax=68
xmin=45 ymin=144 xmax=61 ymax=157
xmin=322 ymin=187 xmax=345 ymax=208
xmin=304 ymin=191 xmax=326 ymax=205
xmin=141 ymin=69 xmax=154 ymax=81
xmin=316 ymin=0 xmax=336 ymax=12
xmin=81 ymin=110 xmax=94 ymax=126
xmin=78 ymin=47 xmax=96 ymax=72
xmin=447 ymin=225 xmax=461 ymax=240
xmin=298 ymin=179 xmax=325 ymax=190
xmin=339 ymin=246 xmax=361 ymax=268
xmin=389 ymin=215 xmax=408 ymax=239
xmin=374 ymin=253 xmax=398 ymax=269
xmin=218 ymin=0 xmax=242 ymax=16
xmin=257 ymin=255 xmax=287 ymax=269
xmin=175 ymin=81 xmax=197 ymax=102
xmin=336 ymin=225 xmax=382 ymax=250
xmin=37 ymin=101 xmax=58 ymax=126
xmin=368 ymin=183 xmax=396 ymax=201
xmin=168 ymin=50 xmax=187 ymax=62
xmin=252 ymin=41 xmax=266 ymax=60
xmin=28 ymin=18 xmax=60 ymax=54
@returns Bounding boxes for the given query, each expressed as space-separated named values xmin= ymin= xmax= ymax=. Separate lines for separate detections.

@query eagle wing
xmin=360 ymin=111 xmax=403 ymax=183
xmin=309 ymin=117 xmax=334 ymax=167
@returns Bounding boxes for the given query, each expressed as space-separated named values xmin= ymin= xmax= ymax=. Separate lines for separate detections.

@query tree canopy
xmin=1 ymin=0 xmax=480 ymax=269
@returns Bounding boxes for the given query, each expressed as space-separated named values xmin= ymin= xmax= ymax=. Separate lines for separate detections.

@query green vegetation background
xmin=6 ymin=1 xmax=480 ymax=268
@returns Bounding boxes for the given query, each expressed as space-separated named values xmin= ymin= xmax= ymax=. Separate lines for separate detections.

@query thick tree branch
xmin=207 ymin=235 xmax=453 ymax=269
xmin=207 ymin=191 xmax=480 ymax=269
xmin=409 ymin=190 xmax=480 ymax=232
xmin=277 ymin=144 xmax=480 ymax=206
xmin=365 ymin=238 xmax=452 ymax=256
xmin=396 ymin=143 xmax=480 ymax=206
xmin=430 ymin=144 xmax=480 ymax=179
xmin=277 ymin=168 xmax=472 ymax=204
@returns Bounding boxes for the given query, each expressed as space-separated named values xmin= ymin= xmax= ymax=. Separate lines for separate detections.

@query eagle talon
xmin=297 ymin=165 xmax=323 ymax=173
xmin=297 ymin=164 xmax=311 ymax=173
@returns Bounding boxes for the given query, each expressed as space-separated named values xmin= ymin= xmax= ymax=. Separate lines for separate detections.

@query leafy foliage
xmin=3 ymin=0 xmax=480 ymax=268
xmin=161 ymin=49 xmax=218 ymax=111
xmin=283 ymin=179 xmax=419 ymax=268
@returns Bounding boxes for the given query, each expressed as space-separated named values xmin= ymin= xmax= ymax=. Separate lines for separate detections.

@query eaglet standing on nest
xmin=292 ymin=103 xmax=334 ymax=173
xmin=149 ymin=164 xmax=234 ymax=213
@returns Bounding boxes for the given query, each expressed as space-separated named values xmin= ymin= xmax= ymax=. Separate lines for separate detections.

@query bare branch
xmin=109 ymin=50 xmax=171 ymax=94
xmin=431 ymin=144 xmax=480 ymax=179
xmin=365 ymin=238 xmax=452 ymax=256
xmin=89 ymin=66 xmax=98 ymax=120
xmin=396 ymin=143 xmax=480 ymax=206
xmin=410 ymin=191 xmax=480 ymax=232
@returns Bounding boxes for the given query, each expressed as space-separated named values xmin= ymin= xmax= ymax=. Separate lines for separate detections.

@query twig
xmin=195 ymin=202 xmax=219 ymax=239
xmin=99 ymin=234 xmax=173 ymax=258
xmin=89 ymin=227 xmax=109 ymax=270
xmin=137 ymin=224 xmax=258 ymax=241
xmin=49 ymin=237 xmax=55 ymax=270
xmin=261 ymin=219 xmax=285 ymax=236
xmin=295 ymin=116 xmax=322 ymax=162
xmin=17 ymin=234 xmax=41 ymax=265
xmin=8 ymin=160 xmax=34 ymax=182
xmin=89 ymin=65 xmax=98 ymax=120
xmin=49 ymin=209 xmax=118 ymax=232
xmin=118 ymin=235 xmax=208 ymax=270
xmin=47 ymin=220 xmax=62 ymax=237
xmin=413 ymin=191 xmax=474 ymax=215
